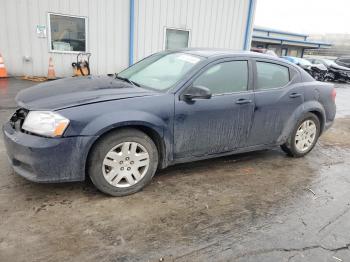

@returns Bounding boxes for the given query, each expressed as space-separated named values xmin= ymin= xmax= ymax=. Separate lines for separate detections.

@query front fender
xmin=277 ymin=101 xmax=326 ymax=144
xmin=80 ymin=110 xmax=173 ymax=168
xmin=80 ymin=110 xmax=166 ymax=136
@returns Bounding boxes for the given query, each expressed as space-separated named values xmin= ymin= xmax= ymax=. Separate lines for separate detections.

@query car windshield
xmin=118 ymin=52 xmax=204 ymax=91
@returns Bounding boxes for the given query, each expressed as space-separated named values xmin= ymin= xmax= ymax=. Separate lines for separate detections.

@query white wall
xmin=0 ymin=0 xmax=130 ymax=77
xmin=0 ymin=0 xmax=255 ymax=77
xmin=134 ymin=0 xmax=253 ymax=62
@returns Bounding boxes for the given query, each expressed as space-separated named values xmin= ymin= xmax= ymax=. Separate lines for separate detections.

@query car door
xmin=247 ymin=59 xmax=304 ymax=146
xmin=173 ymin=59 xmax=255 ymax=159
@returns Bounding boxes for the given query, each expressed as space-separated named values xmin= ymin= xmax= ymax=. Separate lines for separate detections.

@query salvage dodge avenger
xmin=3 ymin=49 xmax=336 ymax=196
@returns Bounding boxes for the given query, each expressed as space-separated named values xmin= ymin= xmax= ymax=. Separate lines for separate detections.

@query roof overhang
xmin=252 ymin=35 xmax=332 ymax=49
xmin=254 ymin=27 xmax=308 ymax=38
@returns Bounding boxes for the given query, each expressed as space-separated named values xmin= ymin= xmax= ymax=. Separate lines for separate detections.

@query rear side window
xmin=193 ymin=61 xmax=248 ymax=95
xmin=256 ymin=62 xmax=290 ymax=89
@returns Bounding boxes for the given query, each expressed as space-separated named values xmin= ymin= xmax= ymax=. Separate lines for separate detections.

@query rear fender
xmin=277 ymin=101 xmax=326 ymax=144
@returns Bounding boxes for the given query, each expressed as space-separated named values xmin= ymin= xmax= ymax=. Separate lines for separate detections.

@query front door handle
xmin=289 ymin=93 xmax=302 ymax=98
xmin=236 ymin=98 xmax=252 ymax=104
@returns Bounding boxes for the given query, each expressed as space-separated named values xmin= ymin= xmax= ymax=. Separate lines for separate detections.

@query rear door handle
xmin=289 ymin=93 xmax=302 ymax=98
xmin=236 ymin=98 xmax=252 ymax=104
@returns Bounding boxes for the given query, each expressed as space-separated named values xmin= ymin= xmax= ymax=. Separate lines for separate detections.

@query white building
xmin=0 ymin=0 xmax=257 ymax=77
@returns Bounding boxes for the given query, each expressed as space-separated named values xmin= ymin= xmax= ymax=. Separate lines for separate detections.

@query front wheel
xmin=88 ymin=128 xmax=158 ymax=196
xmin=281 ymin=113 xmax=320 ymax=157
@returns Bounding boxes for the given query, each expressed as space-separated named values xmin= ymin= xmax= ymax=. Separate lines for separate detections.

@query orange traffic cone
xmin=0 ymin=53 xmax=8 ymax=78
xmin=0 ymin=78 xmax=8 ymax=95
xmin=47 ymin=57 xmax=56 ymax=80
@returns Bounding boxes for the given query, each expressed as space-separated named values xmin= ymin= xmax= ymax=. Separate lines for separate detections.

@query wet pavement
xmin=0 ymin=78 xmax=350 ymax=262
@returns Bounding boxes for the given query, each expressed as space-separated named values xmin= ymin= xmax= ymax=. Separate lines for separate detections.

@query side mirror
xmin=183 ymin=85 xmax=212 ymax=101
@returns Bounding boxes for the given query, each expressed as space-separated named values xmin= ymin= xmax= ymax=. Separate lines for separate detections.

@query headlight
xmin=22 ymin=111 xmax=70 ymax=137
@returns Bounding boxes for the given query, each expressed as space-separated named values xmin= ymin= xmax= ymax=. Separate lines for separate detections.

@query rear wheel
xmin=281 ymin=113 xmax=320 ymax=157
xmin=88 ymin=128 xmax=158 ymax=196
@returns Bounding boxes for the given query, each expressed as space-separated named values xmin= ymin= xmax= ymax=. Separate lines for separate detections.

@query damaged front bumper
xmin=2 ymin=122 xmax=94 ymax=183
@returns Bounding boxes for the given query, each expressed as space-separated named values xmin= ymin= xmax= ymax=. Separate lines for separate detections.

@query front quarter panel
xmin=58 ymin=94 xmax=174 ymax=165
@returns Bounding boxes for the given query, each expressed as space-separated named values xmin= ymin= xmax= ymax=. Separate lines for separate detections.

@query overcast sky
xmin=254 ymin=0 xmax=348 ymax=35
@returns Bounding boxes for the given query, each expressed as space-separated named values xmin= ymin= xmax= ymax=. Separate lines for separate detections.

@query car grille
xmin=9 ymin=108 xmax=29 ymax=132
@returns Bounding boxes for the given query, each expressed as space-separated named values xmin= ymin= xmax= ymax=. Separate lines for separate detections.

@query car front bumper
xmin=2 ymin=122 xmax=95 ymax=183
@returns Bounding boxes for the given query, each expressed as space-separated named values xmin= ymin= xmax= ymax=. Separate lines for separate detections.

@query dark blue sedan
xmin=3 ymin=49 xmax=336 ymax=196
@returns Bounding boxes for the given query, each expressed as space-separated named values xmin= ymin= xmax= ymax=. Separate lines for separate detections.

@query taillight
xmin=331 ymin=88 xmax=336 ymax=101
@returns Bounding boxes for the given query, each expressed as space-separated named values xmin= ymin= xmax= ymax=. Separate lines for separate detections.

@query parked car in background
xmin=307 ymin=58 xmax=350 ymax=83
xmin=281 ymin=56 xmax=313 ymax=74
xmin=3 ymin=49 xmax=336 ymax=196
xmin=251 ymin=47 xmax=278 ymax=57
xmin=335 ymin=56 xmax=350 ymax=69
xmin=281 ymin=56 xmax=328 ymax=81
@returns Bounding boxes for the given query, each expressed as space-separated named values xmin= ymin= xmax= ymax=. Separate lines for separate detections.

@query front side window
xmin=118 ymin=52 xmax=203 ymax=91
xmin=256 ymin=62 xmax=290 ymax=89
xmin=49 ymin=14 xmax=87 ymax=52
xmin=193 ymin=61 xmax=248 ymax=95
xmin=165 ymin=28 xmax=190 ymax=50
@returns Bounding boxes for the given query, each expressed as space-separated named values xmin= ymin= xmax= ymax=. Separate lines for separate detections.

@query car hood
xmin=330 ymin=63 xmax=350 ymax=71
xmin=311 ymin=64 xmax=327 ymax=71
xmin=16 ymin=76 xmax=158 ymax=110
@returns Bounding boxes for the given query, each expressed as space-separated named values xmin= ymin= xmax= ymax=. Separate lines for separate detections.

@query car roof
xmin=281 ymin=56 xmax=296 ymax=61
xmin=164 ymin=48 xmax=299 ymax=70
xmin=170 ymin=48 xmax=278 ymax=59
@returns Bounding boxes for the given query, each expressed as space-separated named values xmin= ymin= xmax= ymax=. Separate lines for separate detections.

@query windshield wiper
xmin=115 ymin=74 xmax=140 ymax=87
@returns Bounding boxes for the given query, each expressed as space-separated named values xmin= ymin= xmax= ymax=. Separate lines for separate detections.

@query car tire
xmin=280 ymin=113 xmax=321 ymax=157
xmin=88 ymin=128 xmax=158 ymax=196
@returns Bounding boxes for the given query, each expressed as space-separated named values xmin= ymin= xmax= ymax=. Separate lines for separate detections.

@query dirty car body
xmin=3 ymin=49 xmax=336 ymax=191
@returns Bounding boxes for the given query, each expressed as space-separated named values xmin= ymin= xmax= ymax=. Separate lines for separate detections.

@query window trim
xmin=253 ymin=59 xmax=292 ymax=92
xmin=47 ymin=12 xmax=88 ymax=54
xmin=179 ymin=58 xmax=253 ymax=100
xmin=163 ymin=27 xmax=191 ymax=50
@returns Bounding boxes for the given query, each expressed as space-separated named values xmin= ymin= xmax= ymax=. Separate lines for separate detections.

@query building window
xmin=289 ymin=49 xmax=298 ymax=57
xmin=48 ymin=13 xmax=87 ymax=52
xmin=165 ymin=28 xmax=189 ymax=50
xmin=282 ymin=48 xmax=288 ymax=56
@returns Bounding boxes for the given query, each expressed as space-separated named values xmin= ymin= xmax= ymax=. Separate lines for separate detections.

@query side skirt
xmin=167 ymin=144 xmax=278 ymax=167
